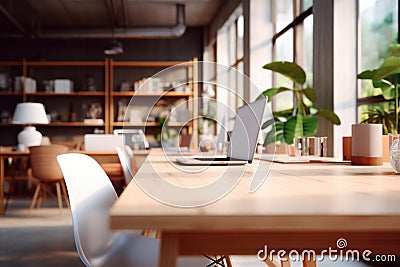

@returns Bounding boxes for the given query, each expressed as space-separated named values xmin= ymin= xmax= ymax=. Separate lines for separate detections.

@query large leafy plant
xmin=357 ymin=44 xmax=400 ymax=134
xmin=259 ymin=61 xmax=341 ymax=145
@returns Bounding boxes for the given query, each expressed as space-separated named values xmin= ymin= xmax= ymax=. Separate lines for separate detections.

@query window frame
xmin=356 ymin=0 xmax=399 ymax=120
xmin=271 ymin=0 xmax=313 ymax=111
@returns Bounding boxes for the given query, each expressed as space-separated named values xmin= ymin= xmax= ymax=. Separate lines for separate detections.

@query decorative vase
xmin=390 ymin=139 xmax=400 ymax=173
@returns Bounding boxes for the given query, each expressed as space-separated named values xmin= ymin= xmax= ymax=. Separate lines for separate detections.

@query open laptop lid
xmin=84 ymin=134 xmax=123 ymax=151
xmin=227 ymin=98 xmax=266 ymax=162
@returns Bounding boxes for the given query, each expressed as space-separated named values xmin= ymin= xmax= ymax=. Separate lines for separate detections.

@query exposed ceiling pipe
xmin=0 ymin=4 xmax=27 ymax=36
xmin=35 ymin=4 xmax=185 ymax=39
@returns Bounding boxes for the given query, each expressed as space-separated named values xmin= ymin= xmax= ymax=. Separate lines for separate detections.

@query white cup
xmin=351 ymin=124 xmax=382 ymax=165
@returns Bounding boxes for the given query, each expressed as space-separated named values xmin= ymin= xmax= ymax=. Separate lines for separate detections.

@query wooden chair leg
xmin=281 ymin=256 xmax=291 ymax=267
xmin=60 ymin=181 xmax=70 ymax=209
xmin=55 ymin=182 xmax=63 ymax=211
xmin=30 ymin=183 xmax=41 ymax=211
xmin=264 ymin=257 xmax=282 ymax=267
xmin=4 ymin=163 xmax=18 ymax=213
xmin=302 ymin=258 xmax=316 ymax=267
xmin=224 ymin=255 xmax=233 ymax=267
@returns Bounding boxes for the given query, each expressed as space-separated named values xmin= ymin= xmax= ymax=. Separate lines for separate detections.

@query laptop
xmin=113 ymin=129 xmax=150 ymax=150
xmin=176 ymin=98 xmax=266 ymax=165
xmin=84 ymin=134 xmax=123 ymax=151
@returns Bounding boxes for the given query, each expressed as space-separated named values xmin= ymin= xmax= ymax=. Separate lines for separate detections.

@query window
xmin=272 ymin=0 xmax=313 ymax=112
xmin=217 ymin=12 xmax=245 ymax=111
xmin=357 ymin=0 xmax=399 ymax=122
xmin=216 ymin=6 xmax=244 ymax=129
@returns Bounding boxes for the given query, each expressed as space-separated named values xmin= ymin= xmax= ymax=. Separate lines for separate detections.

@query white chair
xmin=115 ymin=146 xmax=137 ymax=186
xmin=57 ymin=153 xmax=209 ymax=267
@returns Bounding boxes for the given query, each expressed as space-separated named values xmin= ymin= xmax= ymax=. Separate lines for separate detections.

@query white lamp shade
xmin=12 ymin=102 xmax=49 ymax=124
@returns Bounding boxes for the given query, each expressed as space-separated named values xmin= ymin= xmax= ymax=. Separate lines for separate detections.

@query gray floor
xmin=0 ymin=198 xmax=398 ymax=267
xmin=0 ymin=198 xmax=83 ymax=267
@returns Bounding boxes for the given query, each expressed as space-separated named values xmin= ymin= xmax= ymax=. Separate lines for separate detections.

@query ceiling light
xmin=104 ymin=40 xmax=123 ymax=55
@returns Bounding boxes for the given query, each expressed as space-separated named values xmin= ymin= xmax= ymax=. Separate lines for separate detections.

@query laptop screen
xmin=228 ymin=98 xmax=266 ymax=161
xmin=84 ymin=134 xmax=123 ymax=151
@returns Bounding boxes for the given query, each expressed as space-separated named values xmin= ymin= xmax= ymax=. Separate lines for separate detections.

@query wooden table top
xmin=110 ymin=152 xmax=400 ymax=232
xmin=0 ymin=146 xmax=149 ymax=156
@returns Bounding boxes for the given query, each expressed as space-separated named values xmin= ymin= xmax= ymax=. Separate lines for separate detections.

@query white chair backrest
xmin=57 ymin=153 xmax=118 ymax=266
xmin=116 ymin=145 xmax=136 ymax=185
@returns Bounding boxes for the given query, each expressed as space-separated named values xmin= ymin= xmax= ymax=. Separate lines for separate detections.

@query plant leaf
xmin=371 ymin=79 xmax=396 ymax=100
xmin=263 ymin=61 xmax=306 ymax=85
xmin=258 ymin=87 xmax=291 ymax=102
xmin=357 ymin=70 xmax=377 ymax=79
xmin=383 ymin=73 xmax=400 ymax=85
xmin=261 ymin=118 xmax=275 ymax=130
xmin=361 ymin=107 xmax=397 ymax=134
xmin=282 ymin=116 xmax=318 ymax=144
xmin=264 ymin=129 xmax=276 ymax=146
xmin=273 ymin=109 xmax=293 ymax=118
xmin=316 ymin=109 xmax=341 ymax=125
xmin=300 ymin=116 xmax=319 ymax=136
xmin=263 ymin=120 xmax=284 ymax=145
xmin=374 ymin=56 xmax=400 ymax=80
xmin=301 ymin=87 xmax=316 ymax=102
xmin=389 ymin=44 xmax=400 ymax=56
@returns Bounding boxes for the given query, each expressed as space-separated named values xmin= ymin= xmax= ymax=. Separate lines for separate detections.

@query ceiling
xmin=0 ymin=0 xmax=223 ymax=38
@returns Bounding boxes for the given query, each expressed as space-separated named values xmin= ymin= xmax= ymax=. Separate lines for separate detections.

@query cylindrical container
xmin=342 ymin=136 xmax=352 ymax=161
xmin=294 ymin=137 xmax=310 ymax=158
xmin=309 ymin=137 xmax=328 ymax=157
xmin=351 ymin=124 xmax=382 ymax=165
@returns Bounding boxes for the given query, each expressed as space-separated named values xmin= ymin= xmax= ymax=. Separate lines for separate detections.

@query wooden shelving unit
xmin=26 ymin=92 xmax=106 ymax=97
xmin=0 ymin=58 xmax=199 ymax=146
xmin=111 ymin=91 xmax=192 ymax=97
xmin=25 ymin=59 xmax=109 ymax=135
xmin=109 ymin=58 xmax=198 ymax=147
xmin=112 ymin=121 xmax=193 ymax=127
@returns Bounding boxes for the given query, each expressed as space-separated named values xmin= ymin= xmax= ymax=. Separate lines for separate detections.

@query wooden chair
xmin=29 ymin=144 xmax=70 ymax=211
xmin=3 ymin=156 xmax=32 ymax=213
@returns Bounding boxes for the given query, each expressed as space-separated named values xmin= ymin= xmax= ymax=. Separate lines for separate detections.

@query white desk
xmin=109 ymin=151 xmax=400 ymax=267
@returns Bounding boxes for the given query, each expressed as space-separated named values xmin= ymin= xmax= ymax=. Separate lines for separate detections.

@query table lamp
xmin=12 ymin=102 xmax=49 ymax=148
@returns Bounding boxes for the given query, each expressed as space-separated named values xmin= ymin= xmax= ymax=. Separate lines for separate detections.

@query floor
xmin=0 ymin=199 xmax=83 ymax=267
xmin=0 ymin=198 xmax=398 ymax=267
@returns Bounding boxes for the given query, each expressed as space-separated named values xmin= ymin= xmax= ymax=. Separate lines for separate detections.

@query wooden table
xmin=0 ymin=147 xmax=149 ymax=214
xmin=109 ymin=152 xmax=400 ymax=267
xmin=0 ymin=147 xmax=30 ymax=214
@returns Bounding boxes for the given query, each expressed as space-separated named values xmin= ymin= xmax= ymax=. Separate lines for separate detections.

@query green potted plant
xmin=357 ymin=44 xmax=400 ymax=134
xmin=259 ymin=61 xmax=341 ymax=145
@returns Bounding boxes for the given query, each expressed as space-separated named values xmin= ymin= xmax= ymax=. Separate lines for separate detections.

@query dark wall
xmin=0 ymin=27 xmax=204 ymax=61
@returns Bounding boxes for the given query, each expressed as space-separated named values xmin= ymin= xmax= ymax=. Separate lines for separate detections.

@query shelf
xmin=112 ymin=122 xmax=191 ymax=127
xmin=0 ymin=92 xmax=22 ymax=96
xmin=0 ymin=123 xmax=19 ymax=127
xmin=0 ymin=61 xmax=22 ymax=67
xmin=26 ymin=92 xmax=105 ymax=97
xmin=26 ymin=61 xmax=106 ymax=67
xmin=111 ymin=61 xmax=188 ymax=68
xmin=2 ymin=122 xmax=105 ymax=127
xmin=43 ymin=122 xmax=105 ymax=127
xmin=112 ymin=91 xmax=192 ymax=97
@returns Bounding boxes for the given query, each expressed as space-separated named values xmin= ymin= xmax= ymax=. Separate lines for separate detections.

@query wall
xmin=0 ymin=27 xmax=204 ymax=61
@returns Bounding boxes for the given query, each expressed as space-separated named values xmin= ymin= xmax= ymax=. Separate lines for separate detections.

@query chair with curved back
xmin=115 ymin=145 xmax=138 ymax=186
xmin=29 ymin=144 xmax=70 ymax=211
xmin=57 ymin=153 xmax=210 ymax=267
